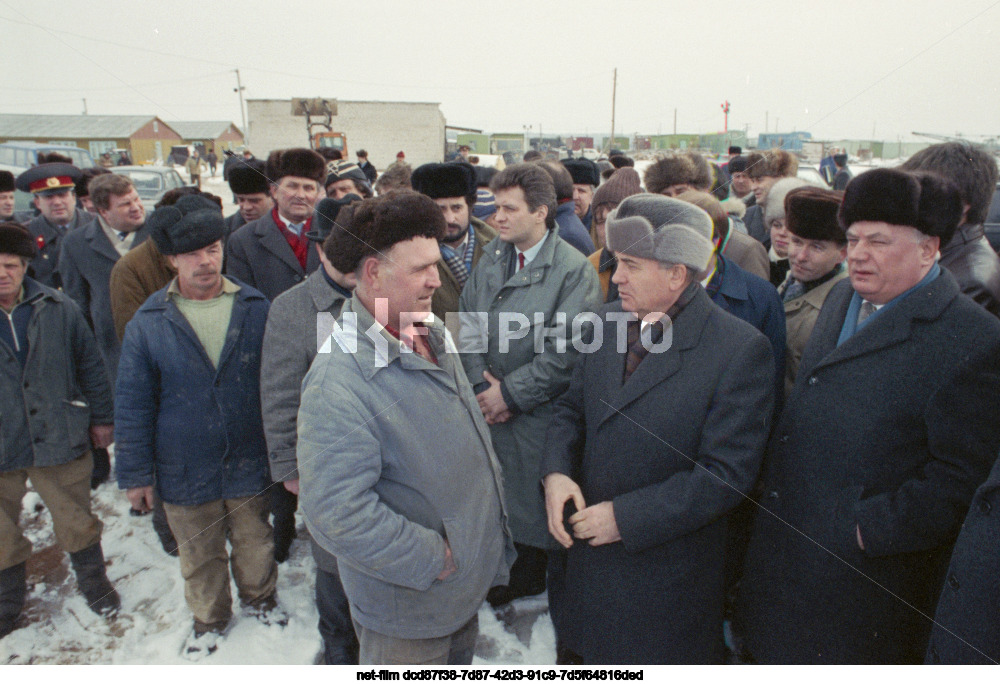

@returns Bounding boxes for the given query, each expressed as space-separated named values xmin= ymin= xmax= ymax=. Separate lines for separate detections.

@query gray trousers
xmin=352 ymin=614 xmax=478 ymax=665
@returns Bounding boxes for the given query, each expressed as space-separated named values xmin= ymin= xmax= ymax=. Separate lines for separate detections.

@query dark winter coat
xmin=358 ymin=159 xmax=378 ymax=185
xmin=224 ymin=211 xmax=320 ymax=301
xmin=554 ymin=202 xmax=595 ymax=256
xmin=24 ymin=209 xmax=95 ymax=289
xmin=223 ymin=210 xmax=246 ymax=243
xmin=708 ymin=255 xmax=786 ymax=406
xmin=832 ymin=167 xmax=853 ymax=191
xmin=541 ymin=291 xmax=775 ymax=664
xmin=114 ymin=280 xmax=271 ymax=506
xmin=459 ymin=231 xmax=602 ymax=549
xmin=744 ymin=203 xmax=767 ymax=246
xmin=735 ymin=271 xmax=1000 ymax=664
xmin=0 ymin=278 xmax=113 ymax=472
xmin=938 ymin=223 xmax=1000 ymax=318
xmin=58 ymin=217 xmax=149 ymax=390
xmin=222 ymin=154 xmax=239 ymax=181
xmin=925 ymin=453 xmax=1000 ymax=664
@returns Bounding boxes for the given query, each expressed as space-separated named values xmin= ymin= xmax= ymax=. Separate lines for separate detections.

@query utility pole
xmin=608 ymin=68 xmax=617 ymax=154
xmin=673 ymin=108 xmax=677 ymax=135
xmin=82 ymin=98 xmax=87 ymax=115
xmin=721 ymin=100 xmax=730 ymax=133
xmin=765 ymin=111 xmax=769 ymax=133
xmin=234 ymin=69 xmax=248 ymax=146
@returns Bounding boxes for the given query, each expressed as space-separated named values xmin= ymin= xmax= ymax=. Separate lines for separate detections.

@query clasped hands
xmin=543 ymin=473 xmax=621 ymax=548
xmin=476 ymin=370 xmax=512 ymax=425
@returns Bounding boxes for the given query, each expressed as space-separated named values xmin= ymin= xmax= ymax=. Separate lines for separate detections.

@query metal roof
xmin=0 ymin=113 xmax=173 ymax=139
xmin=166 ymin=121 xmax=242 ymax=140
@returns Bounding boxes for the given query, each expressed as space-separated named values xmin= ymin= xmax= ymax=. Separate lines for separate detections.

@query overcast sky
xmin=1 ymin=0 xmax=998 ymax=143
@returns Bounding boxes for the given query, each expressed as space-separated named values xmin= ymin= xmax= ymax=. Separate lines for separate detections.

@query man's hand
xmin=283 ymin=479 xmax=299 ymax=495
xmin=569 ymin=501 xmax=621 ymax=546
xmin=544 ymin=473 xmax=587 ymax=548
xmin=89 ymin=424 xmax=114 ymax=449
xmin=485 ymin=410 xmax=513 ymax=426
xmin=476 ymin=371 xmax=509 ymax=423
xmin=437 ymin=540 xmax=457 ymax=581
xmin=126 ymin=486 xmax=155 ymax=514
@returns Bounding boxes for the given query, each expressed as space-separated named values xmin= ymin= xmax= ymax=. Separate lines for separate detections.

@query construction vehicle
xmin=293 ymin=98 xmax=348 ymax=156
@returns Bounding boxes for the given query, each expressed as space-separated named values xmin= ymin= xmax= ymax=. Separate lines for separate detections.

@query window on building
xmin=89 ymin=141 xmax=117 ymax=157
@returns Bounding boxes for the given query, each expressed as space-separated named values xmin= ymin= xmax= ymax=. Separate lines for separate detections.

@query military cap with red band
xmin=15 ymin=163 xmax=83 ymax=195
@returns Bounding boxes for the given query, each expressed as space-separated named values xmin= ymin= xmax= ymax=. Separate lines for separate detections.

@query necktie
xmin=117 ymin=231 xmax=128 ymax=241
xmin=858 ymin=300 xmax=876 ymax=324
xmin=623 ymin=320 xmax=664 ymax=382
xmin=518 ymin=253 xmax=526 ymax=272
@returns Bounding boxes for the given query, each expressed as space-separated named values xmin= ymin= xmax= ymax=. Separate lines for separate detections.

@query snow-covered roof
xmin=165 ymin=121 xmax=242 ymax=140
xmin=0 ymin=113 xmax=170 ymax=139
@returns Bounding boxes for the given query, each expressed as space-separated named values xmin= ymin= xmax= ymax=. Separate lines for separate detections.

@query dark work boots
xmin=68 ymin=543 xmax=121 ymax=617
xmin=0 ymin=562 xmax=27 ymax=639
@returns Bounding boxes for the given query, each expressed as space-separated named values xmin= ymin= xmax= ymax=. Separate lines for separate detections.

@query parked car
xmin=984 ymin=183 xmax=1000 ymax=252
xmin=796 ymin=166 xmax=827 ymax=186
xmin=0 ymin=142 xmax=96 ymax=214
xmin=111 ymin=165 xmax=189 ymax=212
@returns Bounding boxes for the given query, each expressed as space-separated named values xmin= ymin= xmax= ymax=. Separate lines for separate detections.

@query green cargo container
xmin=456 ymin=134 xmax=490 ymax=154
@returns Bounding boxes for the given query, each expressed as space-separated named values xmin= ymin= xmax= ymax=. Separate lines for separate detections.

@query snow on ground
xmin=0 ymin=453 xmax=556 ymax=665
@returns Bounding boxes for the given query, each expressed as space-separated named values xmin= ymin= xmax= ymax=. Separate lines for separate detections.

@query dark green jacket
xmin=0 ymin=277 xmax=113 ymax=472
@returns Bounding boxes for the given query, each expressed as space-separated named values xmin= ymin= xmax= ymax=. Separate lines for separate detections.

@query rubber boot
xmin=68 ymin=543 xmax=120 ymax=617
xmin=0 ymin=562 xmax=27 ymax=639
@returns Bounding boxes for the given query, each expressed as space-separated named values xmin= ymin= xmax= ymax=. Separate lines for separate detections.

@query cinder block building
xmin=246 ymin=99 xmax=446 ymax=170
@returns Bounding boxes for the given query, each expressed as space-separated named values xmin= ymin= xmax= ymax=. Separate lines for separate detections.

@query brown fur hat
xmin=0 ymin=222 xmax=36 ymax=258
xmin=0 ymin=171 xmax=13 ymax=193
xmin=643 ymin=154 xmax=698 ymax=194
xmin=745 ymin=149 xmax=799 ymax=179
xmin=265 ymin=148 xmax=326 ymax=184
xmin=838 ymin=168 xmax=962 ymax=243
xmin=785 ymin=187 xmax=846 ymax=243
xmin=328 ymin=190 xmax=445 ymax=274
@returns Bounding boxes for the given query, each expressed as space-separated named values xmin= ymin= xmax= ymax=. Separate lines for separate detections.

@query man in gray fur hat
xmin=542 ymin=193 xmax=775 ymax=664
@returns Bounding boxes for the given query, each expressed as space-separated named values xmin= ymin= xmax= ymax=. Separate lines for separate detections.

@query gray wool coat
xmin=736 ymin=270 xmax=1000 ymax=664
xmin=458 ymin=231 xmax=602 ymax=549
xmin=24 ymin=209 xmax=95 ymax=289
xmin=261 ymin=269 xmax=350 ymax=573
xmin=541 ymin=291 xmax=775 ymax=664
xmin=0 ymin=278 xmax=113 ymax=472
xmin=58 ymin=217 xmax=149 ymax=390
xmin=224 ymin=211 xmax=320 ymax=301
xmin=297 ymin=296 xmax=516 ymax=640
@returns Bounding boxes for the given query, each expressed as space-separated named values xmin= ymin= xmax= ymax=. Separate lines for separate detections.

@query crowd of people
xmin=1 ymin=139 xmax=1000 ymax=665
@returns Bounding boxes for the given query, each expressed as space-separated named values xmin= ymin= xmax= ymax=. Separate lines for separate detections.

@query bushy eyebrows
xmin=847 ymin=229 xmax=889 ymax=241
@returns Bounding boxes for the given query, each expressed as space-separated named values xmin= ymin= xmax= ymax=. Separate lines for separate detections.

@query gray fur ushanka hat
xmin=605 ymin=193 xmax=715 ymax=272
